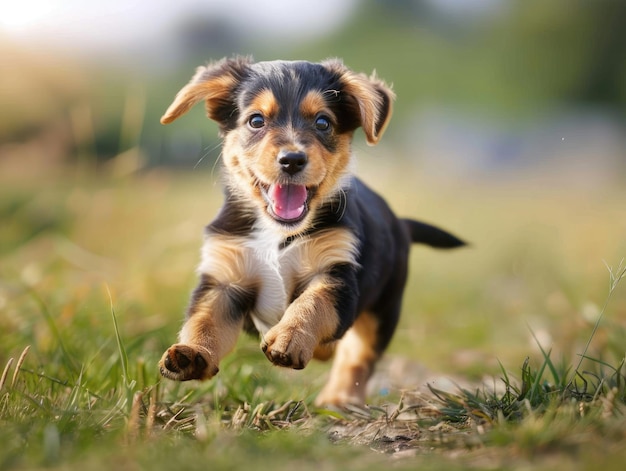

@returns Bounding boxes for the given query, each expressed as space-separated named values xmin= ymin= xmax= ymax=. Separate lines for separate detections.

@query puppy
xmin=158 ymin=57 xmax=464 ymax=406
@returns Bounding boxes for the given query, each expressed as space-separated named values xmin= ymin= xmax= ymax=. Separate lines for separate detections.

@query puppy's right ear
xmin=160 ymin=56 xmax=252 ymax=128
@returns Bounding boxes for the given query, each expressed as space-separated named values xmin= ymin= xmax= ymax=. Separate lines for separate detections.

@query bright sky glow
xmin=0 ymin=0 xmax=358 ymax=51
xmin=1 ymin=0 xmax=57 ymax=32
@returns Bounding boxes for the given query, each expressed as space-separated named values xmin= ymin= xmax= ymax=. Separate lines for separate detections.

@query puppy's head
xmin=161 ymin=56 xmax=394 ymax=235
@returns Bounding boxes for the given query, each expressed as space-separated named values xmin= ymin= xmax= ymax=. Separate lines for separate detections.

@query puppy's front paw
xmin=159 ymin=344 xmax=219 ymax=381
xmin=261 ymin=326 xmax=316 ymax=370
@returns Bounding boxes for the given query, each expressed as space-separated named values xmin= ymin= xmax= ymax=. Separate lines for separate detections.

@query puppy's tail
xmin=402 ymin=219 xmax=466 ymax=249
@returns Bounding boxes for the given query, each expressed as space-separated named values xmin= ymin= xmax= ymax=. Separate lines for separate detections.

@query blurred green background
xmin=2 ymin=0 xmax=625 ymax=172
xmin=1 ymin=0 xmax=625 ymax=386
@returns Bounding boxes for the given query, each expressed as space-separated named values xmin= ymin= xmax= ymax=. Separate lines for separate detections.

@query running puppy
xmin=158 ymin=57 xmax=464 ymax=406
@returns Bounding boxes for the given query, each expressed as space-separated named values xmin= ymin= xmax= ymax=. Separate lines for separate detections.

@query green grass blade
xmin=568 ymin=260 xmax=626 ymax=389
xmin=106 ymin=286 xmax=128 ymax=384
xmin=528 ymin=325 xmax=561 ymax=387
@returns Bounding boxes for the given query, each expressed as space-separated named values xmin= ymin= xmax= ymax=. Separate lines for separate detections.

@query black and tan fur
xmin=158 ymin=57 xmax=464 ymax=406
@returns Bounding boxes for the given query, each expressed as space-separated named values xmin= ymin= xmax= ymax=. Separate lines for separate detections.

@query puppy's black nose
xmin=278 ymin=151 xmax=307 ymax=176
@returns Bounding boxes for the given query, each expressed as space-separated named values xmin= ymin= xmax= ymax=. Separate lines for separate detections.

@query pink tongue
xmin=269 ymin=184 xmax=307 ymax=220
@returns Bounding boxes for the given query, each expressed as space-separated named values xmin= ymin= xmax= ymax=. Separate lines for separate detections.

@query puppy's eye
xmin=248 ymin=114 xmax=265 ymax=129
xmin=314 ymin=116 xmax=331 ymax=131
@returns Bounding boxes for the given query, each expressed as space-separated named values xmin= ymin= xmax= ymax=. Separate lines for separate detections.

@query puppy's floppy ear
xmin=160 ymin=56 xmax=252 ymax=127
xmin=324 ymin=60 xmax=395 ymax=145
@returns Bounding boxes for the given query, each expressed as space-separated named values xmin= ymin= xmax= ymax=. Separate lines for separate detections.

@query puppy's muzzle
xmin=278 ymin=151 xmax=307 ymax=176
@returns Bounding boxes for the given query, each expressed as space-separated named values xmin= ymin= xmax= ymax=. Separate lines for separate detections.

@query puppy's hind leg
xmin=314 ymin=312 xmax=381 ymax=407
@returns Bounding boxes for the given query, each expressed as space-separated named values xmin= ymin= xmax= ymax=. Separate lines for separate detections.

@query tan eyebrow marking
xmin=248 ymin=89 xmax=279 ymax=118
xmin=299 ymin=90 xmax=330 ymax=119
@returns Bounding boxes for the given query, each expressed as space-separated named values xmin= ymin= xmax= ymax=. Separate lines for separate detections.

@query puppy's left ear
xmin=358 ymin=72 xmax=395 ymax=145
xmin=325 ymin=60 xmax=395 ymax=145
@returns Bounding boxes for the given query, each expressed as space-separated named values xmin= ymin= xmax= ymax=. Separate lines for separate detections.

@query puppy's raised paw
xmin=159 ymin=344 xmax=219 ymax=381
xmin=261 ymin=326 xmax=316 ymax=370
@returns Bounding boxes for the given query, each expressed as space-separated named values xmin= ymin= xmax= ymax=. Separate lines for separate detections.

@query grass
xmin=1 ymin=160 xmax=625 ymax=470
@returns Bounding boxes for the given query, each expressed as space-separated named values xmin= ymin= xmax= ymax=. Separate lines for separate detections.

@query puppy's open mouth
xmin=261 ymin=183 xmax=314 ymax=224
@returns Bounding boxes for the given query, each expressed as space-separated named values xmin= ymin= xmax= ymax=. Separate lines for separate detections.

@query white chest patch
xmin=243 ymin=231 xmax=291 ymax=335
xmin=197 ymin=226 xmax=359 ymax=336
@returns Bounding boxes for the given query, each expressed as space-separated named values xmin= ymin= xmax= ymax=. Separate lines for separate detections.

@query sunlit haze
xmin=1 ymin=0 xmax=358 ymax=51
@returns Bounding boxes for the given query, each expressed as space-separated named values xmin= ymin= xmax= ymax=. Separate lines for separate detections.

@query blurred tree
xmin=295 ymin=0 xmax=626 ymax=116
xmin=174 ymin=15 xmax=245 ymax=66
xmin=489 ymin=0 xmax=626 ymax=110
xmin=568 ymin=0 xmax=626 ymax=106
